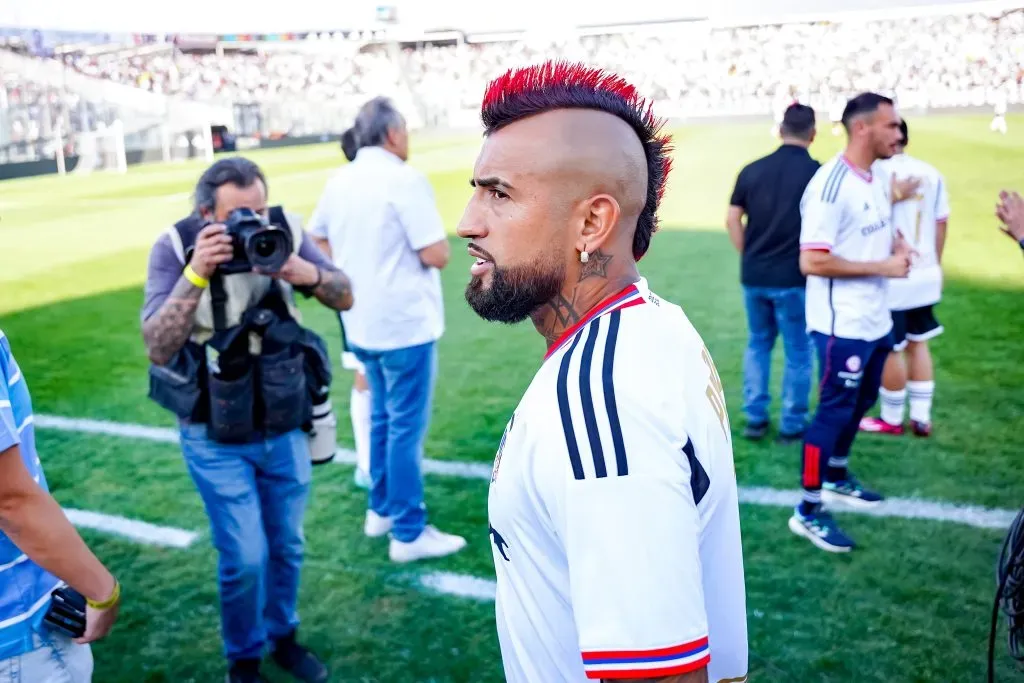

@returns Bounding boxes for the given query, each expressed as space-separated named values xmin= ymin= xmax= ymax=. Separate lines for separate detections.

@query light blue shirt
xmin=308 ymin=146 xmax=447 ymax=352
xmin=0 ymin=329 xmax=60 ymax=660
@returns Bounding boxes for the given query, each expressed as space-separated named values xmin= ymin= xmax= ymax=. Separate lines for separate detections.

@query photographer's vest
xmin=163 ymin=206 xmax=306 ymax=350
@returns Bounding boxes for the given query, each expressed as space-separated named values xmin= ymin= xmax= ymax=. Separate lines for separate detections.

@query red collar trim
xmin=544 ymin=283 xmax=645 ymax=360
xmin=841 ymin=155 xmax=873 ymax=182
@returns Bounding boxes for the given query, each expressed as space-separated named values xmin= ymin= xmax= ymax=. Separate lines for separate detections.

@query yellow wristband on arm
xmin=87 ymin=579 xmax=121 ymax=610
xmin=183 ymin=265 xmax=209 ymax=289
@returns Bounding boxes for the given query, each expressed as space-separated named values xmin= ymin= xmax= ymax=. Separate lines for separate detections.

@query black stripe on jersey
xmin=824 ymin=166 xmax=848 ymax=204
xmin=578 ymin=317 xmax=608 ymax=478
xmin=557 ymin=331 xmax=586 ymax=480
xmin=602 ymin=310 xmax=628 ymax=477
xmin=683 ymin=438 xmax=710 ymax=505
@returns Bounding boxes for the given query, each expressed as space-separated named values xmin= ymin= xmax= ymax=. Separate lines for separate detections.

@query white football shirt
xmin=872 ymin=153 xmax=950 ymax=311
xmin=800 ymin=154 xmax=895 ymax=341
xmin=487 ymin=278 xmax=748 ymax=683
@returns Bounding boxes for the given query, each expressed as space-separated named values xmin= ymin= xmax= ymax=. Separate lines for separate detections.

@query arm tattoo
xmin=142 ymin=276 xmax=203 ymax=366
xmin=578 ymin=248 xmax=613 ymax=283
xmin=313 ymin=268 xmax=354 ymax=312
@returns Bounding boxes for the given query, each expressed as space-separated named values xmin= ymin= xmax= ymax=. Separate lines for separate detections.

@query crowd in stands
xmin=3 ymin=7 xmax=1024 ymax=152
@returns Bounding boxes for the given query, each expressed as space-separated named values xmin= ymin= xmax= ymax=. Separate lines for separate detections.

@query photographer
xmin=141 ymin=157 xmax=352 ymax=683
xmin=0 ymin=330 xmax=120 ymax=682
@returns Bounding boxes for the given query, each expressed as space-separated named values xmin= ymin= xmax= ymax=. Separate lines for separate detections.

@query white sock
xmin=350 ymin=387 xmax=371 ymax=474
xmin=879 ymin=387 xmax=907 ymax=426
xmin=906 ymin=380 xmax=935 ymax=425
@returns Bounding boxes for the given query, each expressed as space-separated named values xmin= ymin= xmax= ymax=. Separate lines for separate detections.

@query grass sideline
xmin=2 ymin=114 xmax=1024 ymax=681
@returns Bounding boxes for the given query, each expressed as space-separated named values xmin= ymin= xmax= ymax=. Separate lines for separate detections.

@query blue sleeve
xmin=0 ymin=336 xmax=21 ymax=453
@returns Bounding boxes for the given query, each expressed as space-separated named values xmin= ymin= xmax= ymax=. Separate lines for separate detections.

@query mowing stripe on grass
xmin=35 ymin=414 xmax=1018 ymax=530
xmin=65 ymin=509 xmax=198 ymax=549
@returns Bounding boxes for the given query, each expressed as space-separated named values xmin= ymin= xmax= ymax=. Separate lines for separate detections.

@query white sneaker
xmin=388 ymin=525 xmax=467 ymax=564
xmin=364 ymin=510 xmax=393 ymax=538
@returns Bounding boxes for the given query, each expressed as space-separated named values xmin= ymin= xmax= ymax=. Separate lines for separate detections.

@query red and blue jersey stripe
xmin=581 ymin=636 xmax=710 ymax=679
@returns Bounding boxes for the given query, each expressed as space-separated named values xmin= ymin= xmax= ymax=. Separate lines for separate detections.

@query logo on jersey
xmin=489 ymin=525 xmax=510 ymax=561
xmin=491 ymin=412 xmax=516 ymax=484
xmin=846 ymin=356 xmax=862 ymax=372
xmin=863 ymin=201 xmax=870 ymax=211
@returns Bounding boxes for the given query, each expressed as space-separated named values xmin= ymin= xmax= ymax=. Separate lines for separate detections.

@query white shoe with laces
xmin=364 ymin=510 xmax=393 ymax=538
xmin=389 ymin=525 xmax=467 ymax=563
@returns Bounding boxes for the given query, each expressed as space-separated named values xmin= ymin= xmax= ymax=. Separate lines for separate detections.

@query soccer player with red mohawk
xmin=458 ymin=61 xmax=749 ymax=683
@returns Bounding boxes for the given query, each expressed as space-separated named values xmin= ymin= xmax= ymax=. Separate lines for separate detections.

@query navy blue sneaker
xmin=788 ymin=507 xmax=855 ymax=553
xmin=822 ymin=475 xmax=884 ymax=509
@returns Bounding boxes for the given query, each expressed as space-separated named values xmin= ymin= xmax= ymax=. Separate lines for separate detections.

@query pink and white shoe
xmin=859 ymin=417 xmax=904 ymax=435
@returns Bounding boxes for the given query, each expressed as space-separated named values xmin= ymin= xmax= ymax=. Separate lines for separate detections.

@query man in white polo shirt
xmin=308 ymin=97 xmax=466 ymax=563
xmin=793 ymin=92 xmax=918 ymax=553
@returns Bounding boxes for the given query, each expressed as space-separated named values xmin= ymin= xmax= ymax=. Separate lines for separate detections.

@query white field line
xmin=34 ymin=413 xmax=1018 ymax=531
xmin=65 ymin=509 xmax=198 ymax=549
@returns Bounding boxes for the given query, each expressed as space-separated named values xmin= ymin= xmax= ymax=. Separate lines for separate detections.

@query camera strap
xmin=209 ymin=273 xmax=228 ymax=332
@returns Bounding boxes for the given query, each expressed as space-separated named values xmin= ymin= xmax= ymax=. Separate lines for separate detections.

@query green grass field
xmin=2 ymin=114 xmax=1023 ymax=682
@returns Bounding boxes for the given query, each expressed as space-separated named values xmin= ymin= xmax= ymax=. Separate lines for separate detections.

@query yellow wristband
xmin=183 ymin=265 xmax=209 ymax=289
xmin=87 ymin=579 xmax=121 ymax=610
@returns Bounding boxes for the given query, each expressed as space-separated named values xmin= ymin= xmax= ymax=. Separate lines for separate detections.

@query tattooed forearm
xmin=142 ymin=277 xmax=203 ymax=366
xmin=313 ymin=268 xmax=354 ymax=311
xmin=578 ymin=248 xmax=613 ymax=283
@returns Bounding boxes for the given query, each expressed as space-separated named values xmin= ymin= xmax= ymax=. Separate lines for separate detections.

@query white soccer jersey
xmin=800 ymin=154 xmax=895 ymax=341
xmin=487 ymin=278 xmax=748 ymax=683
xmin=873 ymin=154 xmax=950 ymax=311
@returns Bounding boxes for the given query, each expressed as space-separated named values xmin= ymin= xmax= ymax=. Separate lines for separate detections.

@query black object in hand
xmin=43 ymin=586 xmax=87 ymax=639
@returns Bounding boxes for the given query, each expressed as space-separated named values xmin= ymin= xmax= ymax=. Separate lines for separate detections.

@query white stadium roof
xmin=0 ymin=0 xmax=1005 ymax=34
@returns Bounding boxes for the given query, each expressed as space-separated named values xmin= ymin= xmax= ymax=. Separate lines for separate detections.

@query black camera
xmin=220 ymin=207 xmax=293 ymax=275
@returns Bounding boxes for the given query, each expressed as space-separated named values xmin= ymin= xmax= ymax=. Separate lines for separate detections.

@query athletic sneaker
xmin=822 ymin=476 xmax=884 ymax=509
xmin=788 ymin=507 xmax=855 ymax=553
xmin=859 ymin=416 xmax=904 ymax=436
xmin=364 ymin=510 xmax=393 ymax=538
xmin=911 ymin=420 xmax=932 ymax=438
xmin=389 ymin=525 xmax=467 ymax=564
xmin=353 ymin=467 xmax=371 ymax=490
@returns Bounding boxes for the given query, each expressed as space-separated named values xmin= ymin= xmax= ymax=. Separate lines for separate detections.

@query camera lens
xmin=253 ymin=234 xmax=277 ymax=258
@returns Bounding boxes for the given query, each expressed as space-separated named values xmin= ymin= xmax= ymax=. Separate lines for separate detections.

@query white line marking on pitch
xmin=420 ymin=571 xmax=497 ymax=602
xmin=34 ymin=414 xmax=1019 ymax=530
xmin=65 ymin=509 xmax=198 ymax=549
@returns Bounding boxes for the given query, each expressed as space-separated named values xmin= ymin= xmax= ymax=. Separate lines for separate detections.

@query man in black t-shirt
xmin=726 ymin=104 xmax=820 ymax=443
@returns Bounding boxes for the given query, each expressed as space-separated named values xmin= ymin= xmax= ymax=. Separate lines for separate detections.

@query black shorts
xmin=891 ymin=305 xmax=944 ymax=351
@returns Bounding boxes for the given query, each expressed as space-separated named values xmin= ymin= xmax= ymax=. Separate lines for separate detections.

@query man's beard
xmin=465 ymin=259 xmax=564 ymax=324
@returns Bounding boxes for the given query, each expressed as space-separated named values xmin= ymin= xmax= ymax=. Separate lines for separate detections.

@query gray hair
xmin=345 ymin=97 xmax=404 ymax=154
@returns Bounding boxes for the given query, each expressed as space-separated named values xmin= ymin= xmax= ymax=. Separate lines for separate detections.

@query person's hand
xmin=996 ymin=190 xmax=1024 ymax=241
xmin=74 ymin=580 xmax=121 ymax=645
xmin=190 ymin=223 xmax=235 ymax=280
xmin=892 ymin=176 xmax=921 ymax=203
xmin=880 ymin=239 xmax=912 ymax=278
xmin=263 ymin=254 xmax=320 ymax=288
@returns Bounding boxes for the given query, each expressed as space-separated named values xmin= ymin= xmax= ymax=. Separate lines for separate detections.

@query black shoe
xmin=776 ymin=430 xmax=805 ymax=446
xmin=271 ymin=629 xmax=329 ymax=682
xmin=743 ymin=421 xmax=769 ymax=441
xmin=227 ymin=659 xmax=268 ymax=683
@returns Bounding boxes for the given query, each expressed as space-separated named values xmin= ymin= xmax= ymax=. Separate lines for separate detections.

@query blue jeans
xmin=180 ymin=424 xmax=311 ymax=662
xmin=0 ymin=632 xmax=92 ymax=682
xmin=742 ymin=286 xmax=812 ymax=435
xmin=350 ymin=341 xmax=436 ymax=543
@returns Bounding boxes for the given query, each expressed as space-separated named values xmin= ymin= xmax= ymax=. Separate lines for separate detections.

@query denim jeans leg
xmin=0 ymin=632 xmax=93 ymax=683
xmin=742 ymin=287 xmax=777 ymax=426
xmin=775 ymin=287 xmax=812 ymax=435
xmin=379 ymin=341 xmax=436 ymax=542
xmin=181 ymin=424 xmax=268 ymax=662
xmin=256 ymin=428 xmax=312 ymax=642
xmin=352 ymin=347 xmax=391 ymax=517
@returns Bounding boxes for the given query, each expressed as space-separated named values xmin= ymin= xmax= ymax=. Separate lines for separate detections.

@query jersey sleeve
xmin=729 ymin=167 xmax=748 ymax=209
xmin=800 ymin=172 xmax=843 ymax=251
xmin=0 ymin=336 xmax=21 ymax=454
xmin=935 ymin=173 xmax=951 ymax=221
xmin=557 ymin=403 xmax=710 ymax=679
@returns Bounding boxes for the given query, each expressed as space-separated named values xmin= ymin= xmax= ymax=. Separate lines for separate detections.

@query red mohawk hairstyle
xmin=481 ymin=60 xmax=674 ymax=261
